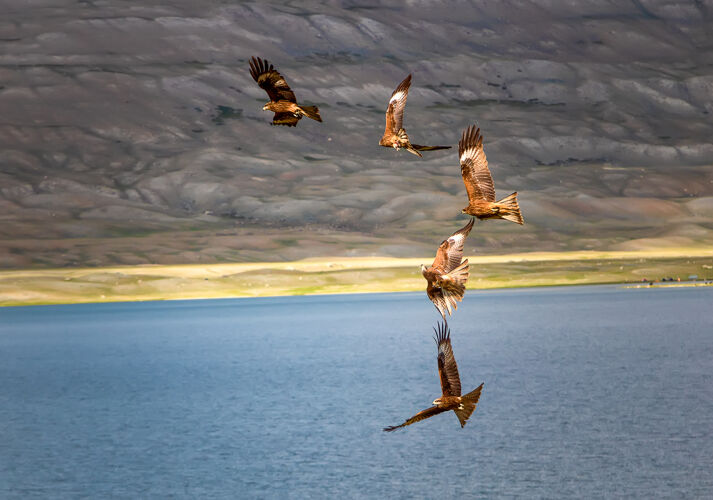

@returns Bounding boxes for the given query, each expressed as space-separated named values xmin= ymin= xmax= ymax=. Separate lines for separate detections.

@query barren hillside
xmin=1 ymin=0 xmax=712 ymax=268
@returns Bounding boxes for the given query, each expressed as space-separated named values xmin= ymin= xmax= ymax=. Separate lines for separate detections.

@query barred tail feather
xmin=496 ymin=192 xmax=523 ymax=225
xmin=299 ymin=105 xmax=322 ymax=122
xmin=454 ymin=383 xmax=484 ymax=428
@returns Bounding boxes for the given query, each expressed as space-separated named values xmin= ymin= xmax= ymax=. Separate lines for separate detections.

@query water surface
xmin=1 ymin=285 xmax=712 ymax=498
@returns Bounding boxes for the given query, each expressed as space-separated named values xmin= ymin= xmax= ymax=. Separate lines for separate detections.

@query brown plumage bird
xmin=384 ymin=322 xmax=484 ymax=432
xmin=249 ymin=56 xmax=322 ymax=127
xmin=459 ymin=125 xmax=523 ymax=224
xmin=379 ymin=74 xmax=450 ymax=157
xmin=422 ymin=218 xmax=474 ymax=321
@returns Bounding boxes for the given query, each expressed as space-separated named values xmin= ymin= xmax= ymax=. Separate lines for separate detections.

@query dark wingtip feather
xmin=433 ymin=315 xmax=450 ymax=344
xmin=435 ymin=320 xmax=450 ymax=345
xmin=394 ymin=73 xmax=412 ymax=95
xmin=249 ymin=56 xmax=265 ymax=82
xmin=458 ymin=126 xmax=468 ymax=157
xmin=456 ymin=217 xmax=475 ymax=237
xmin=462 ymin=217 xmax=475 ymax=237
xmin=249 ymin=57 xmax=258 ymax=81
xmin=459 ymin=124 xmax=483 ymax=158
xmin=249 ymin=56 xmax=275 ymax=82
xmin=466 ymin=216 xmax=475 ymax=231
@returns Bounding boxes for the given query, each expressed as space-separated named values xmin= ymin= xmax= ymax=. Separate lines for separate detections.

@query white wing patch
xmin=461 ymin=149 xmax=477 ymax=163
xmin=449 ymin=234 xmax=465 ymax=247
xmin=461 ymin=146 xmax=482 ymax=164
xmin=390 ymin=91 xmax=405 ymax=104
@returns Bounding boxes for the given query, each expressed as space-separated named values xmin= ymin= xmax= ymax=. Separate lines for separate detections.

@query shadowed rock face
xmin=2 ymin=1 xmax=713 ymax=268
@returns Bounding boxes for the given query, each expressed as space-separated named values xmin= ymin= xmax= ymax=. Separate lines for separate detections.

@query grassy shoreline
xmin=1 ymin=248 xmax=712 ymax=307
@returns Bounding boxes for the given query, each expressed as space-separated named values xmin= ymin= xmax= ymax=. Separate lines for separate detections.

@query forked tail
xmin=299 ymin=105 xmax=322 ymax=122
xmin=442 ymin=259 xmax=470 ymax=294
xmin=496 ymin=192 xmax=524 ymax=225
xmin=454 ymin=383 xmax=484 ymax=428
xmin=412 ymin=144 xmax=451 ymax=152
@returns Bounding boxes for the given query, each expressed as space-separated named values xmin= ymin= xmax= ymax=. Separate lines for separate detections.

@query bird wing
xmin=432 ymin=218 xmax=475 ymax=273
xmin=459 ymin=125 xmax=495 ymax=203
xmin=434 ymin=321 xmax=461 ymax=397
xmin=383 ymin=405 xmax=447 ymax=432
xmin=249 ymin=56 xmax=297 ymax=103
xmin=272 ymin=112 xmax=300 ymax=127
xmin=427 ymin=282 xmax=450 ymax=319
xmin=383 ymin=74 xmax=412 ymax=138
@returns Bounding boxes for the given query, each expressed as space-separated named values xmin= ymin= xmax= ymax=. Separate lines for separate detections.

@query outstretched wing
xmin=459 ymin=125 xmax=495 ymax=203
xmin=383 ymin=74 xmax=411 ymax=137
xmin=272 ymin=112 xmax=300 ymax=127
xmin=412 ymin=144 xmax=451 ymax=152
xmin=431 ymin=218 xmax=475 ymax=273
xmin=434 ymin=321 xmax=461 ymax=397
xmin=383 ymin=405 xmax=447 ymax=432
xmin=249 ymin=56 xmax=296 ymax=103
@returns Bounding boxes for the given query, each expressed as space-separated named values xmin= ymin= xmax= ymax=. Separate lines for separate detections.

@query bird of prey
xmin=379 ymin=74 xmax=450 ymax=157
xmin=249 ymin=56 xmax=322 ymax=127
xmin=459 ymin=125 xmax=523 ymax=224
xmin=422 ymin=218 xmax=474 ymax=321
xmin=384 ymin=322 xmax=484 ymax=431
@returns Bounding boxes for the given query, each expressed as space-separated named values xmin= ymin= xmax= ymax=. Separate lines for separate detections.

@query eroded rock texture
xmin=2 ymin=1 xmax=712 ymax=267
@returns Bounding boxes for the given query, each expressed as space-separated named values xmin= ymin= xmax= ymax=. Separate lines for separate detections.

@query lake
xmin=1 ymin=285 xmax=712 ymax=498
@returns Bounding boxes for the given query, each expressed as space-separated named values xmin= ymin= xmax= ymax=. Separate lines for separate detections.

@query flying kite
xmin=422 ymin=218 xmax=474 ymax=320
xmin=384 ymin=322 xmax=483 ymax=431
xmin=249 ymin=56 xmax=322 ymax=127
xmin=379 ymin=74 xmax=450 ymax=157
xmin=459 ymin=125 xmax=523 ymax=224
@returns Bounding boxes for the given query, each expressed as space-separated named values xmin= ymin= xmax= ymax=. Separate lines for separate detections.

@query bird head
xmin=262 ymin=104 xmax=270 ymax=111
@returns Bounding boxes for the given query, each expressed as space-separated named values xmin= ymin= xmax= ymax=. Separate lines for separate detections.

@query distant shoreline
xmin=1 ymin=248 xmax=712 ymax=307
xmin=624 ymin=281 xmax=713 ymax=289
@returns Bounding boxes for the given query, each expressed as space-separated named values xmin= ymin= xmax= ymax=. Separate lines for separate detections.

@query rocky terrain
xmin=2 ymin=0 xmax=713 ymax=268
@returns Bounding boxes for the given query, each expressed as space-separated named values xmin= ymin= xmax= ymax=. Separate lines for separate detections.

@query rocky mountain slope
xmin=2 ymin=0 xmax=712 ymax=268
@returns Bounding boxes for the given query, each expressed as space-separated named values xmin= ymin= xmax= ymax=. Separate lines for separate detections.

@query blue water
xmin=1 ymin=285 xmax=712 ymax=499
